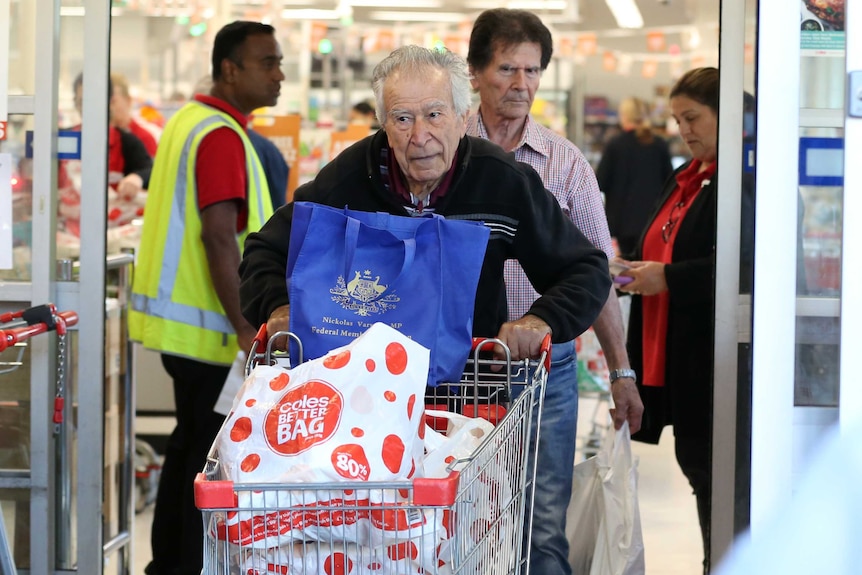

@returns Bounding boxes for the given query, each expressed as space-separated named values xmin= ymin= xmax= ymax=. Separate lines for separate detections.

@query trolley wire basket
xmin=195 ymin=331 xmax=551 ymax=575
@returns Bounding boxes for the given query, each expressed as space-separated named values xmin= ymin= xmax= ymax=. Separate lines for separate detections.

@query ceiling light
xmin=368 ymin=10 xmax=468 ymax=22
xmin=605 ymin=0 xmax=643 ymax=29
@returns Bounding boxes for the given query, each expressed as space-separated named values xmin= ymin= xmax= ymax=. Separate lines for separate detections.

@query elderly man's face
xmin=382 ymin=66 xmax=467 ymax=197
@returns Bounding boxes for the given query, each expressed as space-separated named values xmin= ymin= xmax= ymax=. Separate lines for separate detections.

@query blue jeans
xmin=516 ymin=341 xmax=578 ymax=575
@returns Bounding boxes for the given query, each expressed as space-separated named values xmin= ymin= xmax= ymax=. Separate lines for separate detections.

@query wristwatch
xmin=609 ymin=368 xmax=637 ymax=384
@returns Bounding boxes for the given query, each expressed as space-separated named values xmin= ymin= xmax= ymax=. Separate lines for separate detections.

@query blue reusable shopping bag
xmin=287 ymin=202 xmax=490 ymax=386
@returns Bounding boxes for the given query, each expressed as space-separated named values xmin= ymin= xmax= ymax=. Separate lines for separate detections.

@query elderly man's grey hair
xmin=371 ymin=45 xmax=472 ymax=128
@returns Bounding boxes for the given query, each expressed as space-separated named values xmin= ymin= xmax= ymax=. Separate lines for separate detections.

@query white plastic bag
xmin=213 ymin=350 xmax=247 ymax=416
xmin=567 ymin=421 xmax=645 ymax=575
xmin=421 ymin=410 xmax=495 ymax=478
xmin=213 ymin=323 xmax=430 ymax=547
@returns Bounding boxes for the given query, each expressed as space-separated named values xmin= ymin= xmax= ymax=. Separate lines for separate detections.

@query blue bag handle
xmin=342 ymin=216 xmax=417 ymax=297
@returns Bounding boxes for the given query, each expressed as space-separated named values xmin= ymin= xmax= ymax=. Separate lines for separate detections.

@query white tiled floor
xmin=132 ymin=396 xmax=703 ymax=574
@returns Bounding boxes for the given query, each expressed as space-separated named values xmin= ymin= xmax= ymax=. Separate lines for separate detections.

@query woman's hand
xmin=617 ymin=260 xmax=668 ymax=296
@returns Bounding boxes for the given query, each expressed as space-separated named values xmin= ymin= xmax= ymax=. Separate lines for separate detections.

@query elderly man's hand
xmin=493 ymin=314 xmax=551 ymax=362
xmin=610 ymin=378 xmax=644 ymax=434
xmin=265 ymin=304 xmax=291 ymax=350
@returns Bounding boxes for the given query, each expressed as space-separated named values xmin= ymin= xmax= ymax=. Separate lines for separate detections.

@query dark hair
xmin=352 ymin=101 xmax=375 ymax=116
xmin=73 ymin=72 xmax=114 ymax=100
xmin=211 ymin=21 xmax=275 ymax=81
xmin=670 ymin=67 xmax=719 ymax=114
xmin=467 ymin=9 xmax=553 ymax=72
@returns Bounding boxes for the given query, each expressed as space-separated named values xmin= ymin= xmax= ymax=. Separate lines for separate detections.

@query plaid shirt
xmin=467 ymin=113 xmax=614 ymax=321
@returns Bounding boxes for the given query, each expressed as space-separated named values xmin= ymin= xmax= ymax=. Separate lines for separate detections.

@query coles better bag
xmin=287 ymin=202 xmax=490 ymax=386
xmin=566 ymin=421 xmax=645 ymax=575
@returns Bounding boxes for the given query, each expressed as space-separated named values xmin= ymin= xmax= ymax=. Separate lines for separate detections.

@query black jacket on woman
xmin=627 ymin=159 xmax=757 ymax=444
xmin=628 ymin=162 xmax=719 ymax=444
xmin=239 ymin=129 xmax=611 ymax=344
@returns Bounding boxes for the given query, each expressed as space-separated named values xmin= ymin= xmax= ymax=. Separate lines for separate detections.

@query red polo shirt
xmin=193 ymin=94 xmax=250 ymax=232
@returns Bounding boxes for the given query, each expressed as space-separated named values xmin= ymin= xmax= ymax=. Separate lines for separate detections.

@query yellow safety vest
xmin=129 ymin=100 xmax=274 ymax=365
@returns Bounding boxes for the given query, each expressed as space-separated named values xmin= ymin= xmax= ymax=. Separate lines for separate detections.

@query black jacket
xmin=239 ymin=129 xmax=611 ymax=342
xmin=628 ymin=163 xmax=719 ymax=444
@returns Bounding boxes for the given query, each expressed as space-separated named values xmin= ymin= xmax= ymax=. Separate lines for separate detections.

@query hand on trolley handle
xmin=261 ymin=304 xmax=553 ymax=365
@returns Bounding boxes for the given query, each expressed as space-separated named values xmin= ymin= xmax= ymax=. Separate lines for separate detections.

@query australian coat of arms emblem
xmin=330 ymin=270 xmax=400 ymax=316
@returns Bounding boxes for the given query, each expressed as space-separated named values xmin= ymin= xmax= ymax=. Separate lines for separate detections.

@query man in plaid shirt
xmin=467 ymin=9 xmax=644 ymax=574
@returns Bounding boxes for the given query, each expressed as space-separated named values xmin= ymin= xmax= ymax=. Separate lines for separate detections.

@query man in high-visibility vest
xmin=130 ymin=20 xmax=282 ymax=575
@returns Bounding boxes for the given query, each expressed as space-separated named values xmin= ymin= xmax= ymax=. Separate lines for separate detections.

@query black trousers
xmin=674 ymin=434 xmax=712 ymax=574
xmin=145 ymin=354 xmax=229 ymax=575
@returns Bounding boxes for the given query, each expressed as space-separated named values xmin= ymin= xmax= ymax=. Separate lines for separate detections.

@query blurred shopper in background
xmin=597 ymin=97 xmax=673 ymax=257
xmin=130 ymin=20 xmax=280 ymax=575
xmin=58 ymin=73 xmax=153 ymax=236
xmin=349 ymin=99 xmax=379 ymax=128
xmin=110 ymin=72 xmax=161 ymax=157
xmin=466 ymin=9 xmax=643 ymax=575
xmin=616 ymin=67 xmax=734 ymax=574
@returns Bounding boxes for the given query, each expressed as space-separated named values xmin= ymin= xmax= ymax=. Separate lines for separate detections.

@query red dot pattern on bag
xmin=324 ymin=552 xmax=353 ymax=575
xmin=331 ymin=444 xmax=371 ymax=481
xmin=419 ymin=416 xmax=426 ymax=439
xmin=385 ymin=342 xmax=408 ymax=375
xmin=230 ymin=417 xmax=253 ymax=442
xmin=245 ymin=398 xmax=256 ymax=408
xmin=384 ymin=390 xmax=396 ymax=402
xmin=227 ymin=510 xmax=237 ymax=520
xmin=366 ymin=359 xmax=376 ymax=372
xmin=398 ymin=488 xmax=409 ymax=499
xmin=241 ymin=453 xmax=260 ymax=472
xmin=367 ymin=561 xmax=382 ymax=571
xmin=382 ymin=434 xmax=405 ymax=474
xmin=387 ymin=541 xmax=419 ymax=561
xmin=444 ymin=455 xmax=455 ymax=464
xmin=269 ymin=373 xmax=290 ymax=391
xmin=407 ymin=394 xmax=416 ymax=419
xmin=324 ymin=350 xmax=351 ymax=369
xmin=408 ymin=460 xmax=416 ymax=478
xmin=263 ymin=380 xmax=344 ymax=456
xmin=351 ymin=427 xmax=364 ymax=437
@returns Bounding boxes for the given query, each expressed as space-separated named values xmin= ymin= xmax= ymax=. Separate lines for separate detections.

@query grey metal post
xmin=31 ymin=0 xmax=61 ymax=571
xmin=78 ymin=0 xmax=111 ymax=572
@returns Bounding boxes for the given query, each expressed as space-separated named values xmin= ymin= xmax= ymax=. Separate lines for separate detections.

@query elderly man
xmin=466 ymin=9 xmax=644 ymax=574
xmin=240 ymin=45 xmax=610 ymax=398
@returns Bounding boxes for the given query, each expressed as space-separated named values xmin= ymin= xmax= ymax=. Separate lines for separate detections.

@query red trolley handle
xmin=0 ymin=310 xmax=79 ymax=352
xmin=471 ymin=332 xmax=552 ymax=372
xmin=251 ymin=324 xmax=269 ymax=355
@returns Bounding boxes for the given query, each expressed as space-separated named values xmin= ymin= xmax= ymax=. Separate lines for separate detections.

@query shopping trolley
xmin=195 ymin=328 xmax=551 ymax=575
xmin=0 ymin=304 xmax=78 ymax=575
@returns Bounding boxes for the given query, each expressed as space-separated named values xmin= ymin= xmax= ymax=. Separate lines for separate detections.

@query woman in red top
xmin=615 ymin=67 xmax=724 ymax=575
